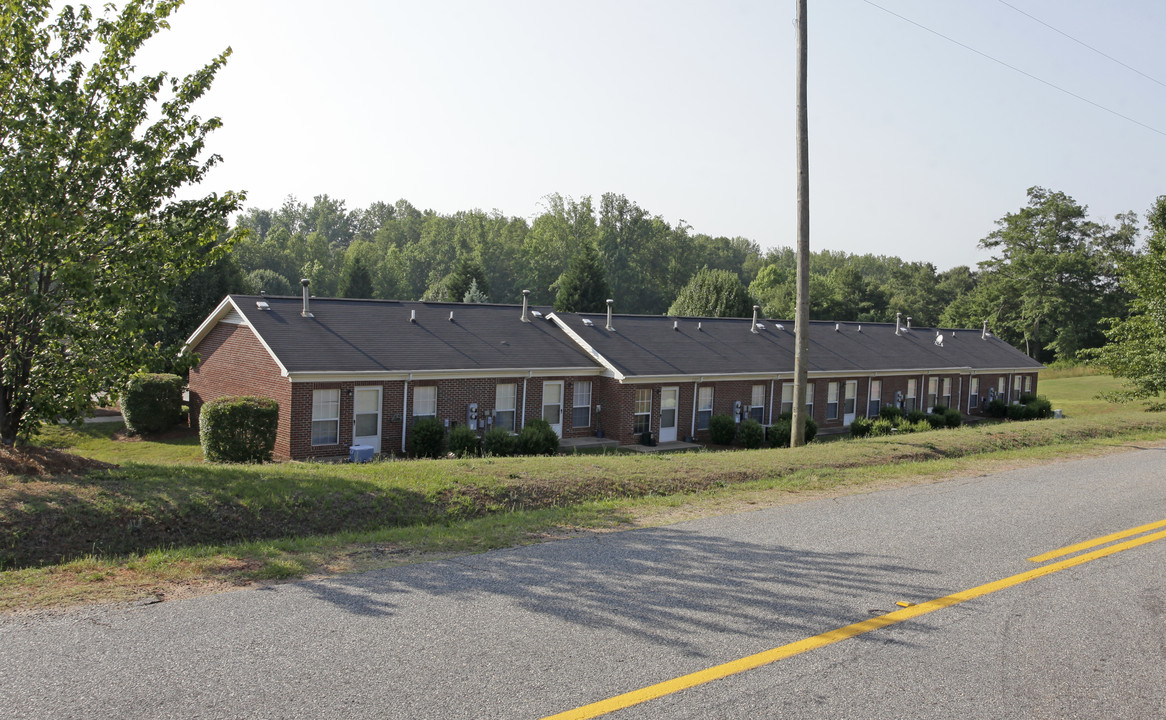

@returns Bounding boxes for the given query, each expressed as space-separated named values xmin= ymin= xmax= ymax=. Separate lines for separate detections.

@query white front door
xmin=542 ymin=381 xmax=563 ymax=436
xmin=353 ymin=386 xmax=382 ymax=453
xmin=659 ymin=386 xmax=678 ymax=443
xmin=843 ymin=380 xmax=858 ymax=426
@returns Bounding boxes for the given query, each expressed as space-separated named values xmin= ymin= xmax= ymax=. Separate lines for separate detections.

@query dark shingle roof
xmin=550 ymin=312 xmax=1042 ymax=377
xmin=226 ymin=296 xmax=598 ymax=374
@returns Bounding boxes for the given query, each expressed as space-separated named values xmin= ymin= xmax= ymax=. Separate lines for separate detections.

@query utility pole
xmin=790 ymin=0 xmax=810 ymax=447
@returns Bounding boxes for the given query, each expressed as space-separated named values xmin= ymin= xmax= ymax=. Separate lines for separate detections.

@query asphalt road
xmin=2 ymin=448 xmax=1165 ymax=719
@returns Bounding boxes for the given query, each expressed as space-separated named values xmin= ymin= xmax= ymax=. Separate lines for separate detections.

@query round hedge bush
xmin=448 ymin=425 xmax=481 ymax=458
xmin=738 ymin=418 xmax=765 ymax=449
xmin=482 ymin=427 xmax=518 ymax=457
xmin=849 ymin=417 xmax=873 ymax=438
xmin=410 ymin=417 xmax=447 ymax=458
xmin=123 ymin=372 xmax=185 ymax=435
xmin=708 ymin=414 xmax=737 ymax=445
xmin=199 ymin=396 xmax=279 ymax=463
xmin=518 ymin=418 xmax=559 ymax=455
xmin=767 ymin=412 xmax=818 ymax=447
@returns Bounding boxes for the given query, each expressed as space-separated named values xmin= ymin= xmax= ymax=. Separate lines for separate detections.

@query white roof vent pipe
xmin=895 ymin=312 xmax=902 ymax=336
xmin=449 ymin=311 xmax=455 ymax=322
xmin=300 ymin=279 xmax=313 ymax=318
xmin=982 ymin=320 xmax=988 ymax=340
xmin=835 ymin=323 xmax=840 ymax=332
xmin=605 ymin=299 xmax=614 ymax=331
xmin=673 ymin=320 xmax=679 ymax=331
xmin=410 ymin=309 xmax=416 ymax=324
xmin=521 ymin=290 xmax=531 ymax=323
xmin=751 ymin=305 xmax=760 ymax=334
xmin=906 ymin=316 xmax=912 ymax=331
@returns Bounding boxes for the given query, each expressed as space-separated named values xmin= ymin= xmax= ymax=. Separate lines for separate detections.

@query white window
xmin=927 ymin=377 xmax=938 ymax=411
xmin=1024 ymin=375 xmax=1032 ymax=394
xmin=750 ymin=384 xmax=765 ymax=422
xmin=970 ymin=377 xmax=980 ymax=410
xmin=781 ymin=383 xmax=794 ymax=415
xmin=697 ymin=386 xmax=713 ymax=430
xmin=634 ymin=388 xmax=652 ymax=434
xmin=311 ymin=388 xmax=339 ymax=446
xmin=1013 ymin=375 xmax=1022 ymax=403
xmin=805 ymin=383 xmax=814 ymax=417
xmin=572 ymin=381 xmax=591 ymax=428
xmin=495 ymin=383 xmax=516 ymax=432
xmin=413 ymin=385 xmax=437 ymax=421
xmin=906 ymin=379 xmax=917 ymax=412
xmin=998 ymin=377 xmax=1006 ymax=395
xmin=868 ymin=379 xmax=882 ymax=417
xmin=941 ymin=378 xmax=952 ymax=408
xmin=826 ymin=381 xmax=839 ymax=420
xmin=844 ymin=380 xmax=857 ymax=416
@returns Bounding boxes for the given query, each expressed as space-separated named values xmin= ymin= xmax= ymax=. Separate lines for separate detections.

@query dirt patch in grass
xmin=0 ymin=445 xmax=116 ymax=478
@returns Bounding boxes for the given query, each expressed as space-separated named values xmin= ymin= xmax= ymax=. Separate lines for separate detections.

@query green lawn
xmin=3 ymin=375 xmax=1163 ymax=612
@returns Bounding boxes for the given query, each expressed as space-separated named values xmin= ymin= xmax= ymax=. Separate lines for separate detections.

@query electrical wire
xmin=860 ymin=0 xmax=1166 ymax=138
xmin=996 ymin=0 xmax=1166 ymax=91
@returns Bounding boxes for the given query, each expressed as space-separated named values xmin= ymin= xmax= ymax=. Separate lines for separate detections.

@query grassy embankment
xmin=2 ymin=371 xmax=1162 ymax=611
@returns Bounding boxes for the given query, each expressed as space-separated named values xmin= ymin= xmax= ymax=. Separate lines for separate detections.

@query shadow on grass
xmin=1 ymin=463 xmax=438 ymax=569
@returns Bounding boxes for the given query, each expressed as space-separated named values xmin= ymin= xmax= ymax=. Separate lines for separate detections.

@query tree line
xmin=203 ymin=186 xmax=1150 ymax=365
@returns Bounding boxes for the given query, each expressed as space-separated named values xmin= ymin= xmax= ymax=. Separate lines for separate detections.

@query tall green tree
xmin=446 ymin=255 xmax=489 ymax=303
xmin=340 ymin=257 xmax=374 ymax=298
xmin=554 ymin=241 xmax=610 ymax=313
xmin=1087 ymin=197 xmax=1166 ymax=400
xmin=0 ymin=0 xmax=243 ymax=445
xmin=668 ymin=268 xmax=753 ymax=318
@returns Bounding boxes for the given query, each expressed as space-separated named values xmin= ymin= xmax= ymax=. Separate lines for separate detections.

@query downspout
xmin=401 ymin=375 xmax=410 ymax=453
xmin=521 ymin=373 xmax=529 ymax=429
xmin=691 ymin=379 xmax=699 ymax=439
xmin=956 ymin=375 xmax=963 ymax=416
xmin=768 ymin=379 xmax=775 ymax=426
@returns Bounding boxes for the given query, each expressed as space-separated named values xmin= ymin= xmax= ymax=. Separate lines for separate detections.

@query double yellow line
xmin=542 ymin=519 xmax=1166 ymax=720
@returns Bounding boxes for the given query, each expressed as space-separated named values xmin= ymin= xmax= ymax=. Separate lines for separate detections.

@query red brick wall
xmin=188 ymin=323 xmax=293 ymax=458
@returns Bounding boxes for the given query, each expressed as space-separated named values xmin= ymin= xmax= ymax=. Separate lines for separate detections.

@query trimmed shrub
xmin=482 ymin=427 xmax=518 ymax=457
xmin=1005 ymin=403 xmax=1027 ymax=421
xmin=870 ymin=418 xmax=896 ymax=437
xmin=905 ymin=409 xmax=928 ymax=424
xmin=708 ymin=414 xmax=737 ymax=445
xmin=986 ymin=399 xmax=1008 ymax=418
xmin=879 ymin=405 xmax=902 ymax=422
xmin=123 ymin=372 xmax=185 ymax=435
xmin=448 ymin=425 xmax=481 ymax=458
xmin=1019 ymin=392 xmax=1038 ymax=405
xmin=518 ymin=418 xmax=560 ymax=455
xmin=738 ymin=418 xmax=765 ymax=449
xmin=896 ymin=418 xmax=931 ymax=434
xmin=199 ymin=396 xmax=279 ymax=463
xmin=767 ymin=412 xmax=818 ymax=447
xmin=942 ymin=407 xmax=962 ymax=428
xmin=1025 ymin=395 xmax=1053 ymax=420
xmin=849 ymin=417 xmax=873 ymax=438
xmin=410 ymin=417 xmax=447 ymax=459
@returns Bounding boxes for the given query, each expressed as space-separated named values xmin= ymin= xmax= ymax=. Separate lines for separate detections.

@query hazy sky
xmin=134 ymin=0 xmax=1166 ymax=270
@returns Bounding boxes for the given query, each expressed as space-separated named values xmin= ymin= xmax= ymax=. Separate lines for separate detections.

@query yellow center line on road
xmin=1027 ymin=518 xmax=1166 ymax=563
xmin=541 ymin=522 xmax=1166 ymax=720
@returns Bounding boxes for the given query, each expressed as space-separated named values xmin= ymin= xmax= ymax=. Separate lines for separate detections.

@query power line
xmin=996 ymin=0 xmax=1166 ymax=91
xmin=860 ymin=0 xmax=1166 ymax=138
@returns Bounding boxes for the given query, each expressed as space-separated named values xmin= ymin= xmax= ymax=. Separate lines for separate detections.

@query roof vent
xmin=775 ymin=323 xmax=785 ymax=331
xmin=697 ymin=322 xmax=703 ymax=332
xmin=531 ymin=310 xmax=543 ymax=319
xmin=751 ymin=306 xmax=760 ymax=335
xmin=410 ymin=309 xmax=416 ymax=324
xmin=895 ymin=312 xmax=902 ymax=336
xmin=300 ymin=279 xmax=313 ymax=318
xmin=906 ymin=316 xmax=912 ymax=331
xmin=857 ymin=325 xmax=862 ymax=333
xmin=835 ymin=323 xmax=840 ymax=332
xmin=256 ymin=300 xmax=270 ymax=311
xmin=449 ymin=311 xmax=455 ymax=322
xmin=673 ymin=320 xmax=679 ymax=331
xmin=756 ymin=323 xmax=766 ymax=331
xmin=521 ymin=290 xmax=531 ymax=323
xmin=605 ymin=299 xmax=614 ymax=332
xmin=582 ymin=318 xmax=594 ymax=327
xmin=982 ymin=320 xmax=988 ymax=340
xmin=935 ymin=334 xmax=945 ymax=347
